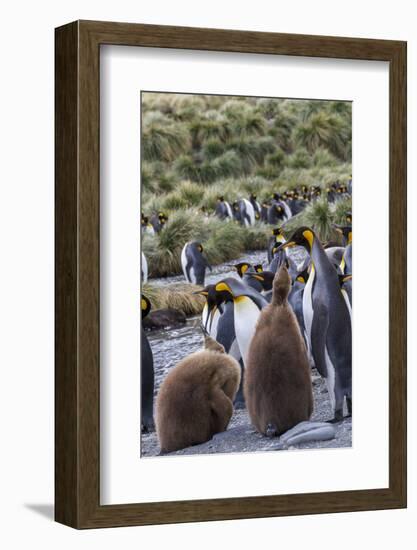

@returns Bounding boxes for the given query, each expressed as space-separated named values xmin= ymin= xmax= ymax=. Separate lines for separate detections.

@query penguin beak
xmin=252 ymin=275 xmax=264 ymax=282
xmin=193 ymin=290 xmax=208 ymax=296
xmin=275 ymin=241 xmax=296 ymax=252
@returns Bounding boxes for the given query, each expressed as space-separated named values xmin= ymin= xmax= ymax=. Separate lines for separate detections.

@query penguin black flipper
xmin=141 ymin=327 xmax=155 ymax=433
xmin=310 ymin=303 xmax=329 ymax=379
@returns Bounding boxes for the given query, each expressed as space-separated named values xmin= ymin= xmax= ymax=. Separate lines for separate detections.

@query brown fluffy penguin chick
xmin=244 ymin=266 xmax=313 ymax=437
xmin=156 ymin=336 xmax=241 ymax=453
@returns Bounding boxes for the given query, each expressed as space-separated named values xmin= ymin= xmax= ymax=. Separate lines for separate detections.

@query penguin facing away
xmin=215 ymin=196 xmax=234 ymax=220
xmin=141 ymin=295 xmax=155 ymax=433
xmin=181 ymin=241 xmax=212 ymax=285
xmin=276 ymin=227 xmax=352 ymax=422
xmin=244 ymin=266 xmax=313 ymax=436
xmin=155 ymin=335 xmax=241 ymax=453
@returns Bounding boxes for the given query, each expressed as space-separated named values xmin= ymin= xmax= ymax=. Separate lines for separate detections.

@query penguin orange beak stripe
xmin=276 ymin=241 xmax=296 ymax=252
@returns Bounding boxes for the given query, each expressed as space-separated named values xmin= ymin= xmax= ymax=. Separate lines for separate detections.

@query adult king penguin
xmin=141 ymin=295 xmax=155 ymax=433
xmin=276 ymin=227 xmax=352 ymax=422
xmin=206 ymin=278 xmax=268 ymax=365
xmin=181 ymin=241 xmax=212 ymax=285
xmin=196 ymin=284 xmax=246 ymax=408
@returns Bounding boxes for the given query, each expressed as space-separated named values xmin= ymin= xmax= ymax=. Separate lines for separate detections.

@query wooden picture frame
xmin=55 ymin=20 xmax=407 ymax=529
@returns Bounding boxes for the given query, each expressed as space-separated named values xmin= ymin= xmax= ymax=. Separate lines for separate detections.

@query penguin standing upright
xmin=207 ymin=278 xmax=268 ymax=364
xmin=181 ymin=241 xmax=212 ymax=285
xmin=249 ymin=193 xmax=261 ymax=220
xmin=244 ymin=266 xmax=313 ymax=437
xmin=141 ymin=295 xmax=155 ymax=433
xmin=215 ymin=196 xmax=234 ymax=220
xmin=334 ymin=225 xmax=352 ymax=274
xmin=196 ymin=285 xmax=246 ymax=408
xmin=233 ymin=198 xmax=256 ymax=226
xmin=276 ymin=227 xmax=352 ymax=422
xmin=141 ymin=214 xmax=155 ymax=235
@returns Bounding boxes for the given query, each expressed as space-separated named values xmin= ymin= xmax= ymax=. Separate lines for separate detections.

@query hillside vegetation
xmin=141 ymin=93 xmax=352 ymax=277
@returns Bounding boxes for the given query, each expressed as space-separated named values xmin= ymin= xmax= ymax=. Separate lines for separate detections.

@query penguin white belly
xmin=202 ymin=303 xmax=209 ymax=330
xmin=141 ymin=252 xmax=148 ymax=283
xmin=225 ymin=202 xmax=233 ymax=219
xmin=282 ymin=202 xmax=292 ymax=220
xmin=181 ymin=243 xmax=189 ymax=281
xmin=233 ymin=296 xmax=261 ymax=364
xmin=341 ymin=288 xmax=352 ymax=321
xmin=243 ymin=199 xmax=255 ymax=226
xmin=302 ymin=265 xmax=315 ymax=350
xmin=209 ymin=307 xmax=221 ymax=338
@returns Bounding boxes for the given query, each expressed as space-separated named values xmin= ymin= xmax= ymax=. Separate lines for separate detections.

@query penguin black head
xmin=141 ymin=295 xmax=151 ymax=319
xmin=217 ymin=196 xmax=224 ymax=202
xmin=275 ymin=226 xmax=317 ymax=253
xmin=250 ymin=193 xmax=257 ymax=201
xmin=158 ymin=212 xmax=168 ymax=225
xmin=295 ymin=268 xmax=310 ymax=284
xmin=254 ymin=264 xmax=263 ymax=273
xmin=232 ymin=262 xmax=252 ymax=278
xmin=272 ymin=192 xmax=281 ymax=201
xmin=141 ymin=215 xmax=149 ymax=227
xmin=194 ymin=284 xmax=225 ymax=330
xmin=275 ymin=204 xmax=283 ymax=214
xmin=245 ymin=270 xmax=275 ymax=291
xmin=334 ymin=225 xmax=352 ymax=245
xmin=346 ymin=212 xmax=352 ymax=224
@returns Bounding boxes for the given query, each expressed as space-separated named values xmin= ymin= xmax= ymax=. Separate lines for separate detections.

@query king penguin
xmin=208 ymin=278 xmax=268 ymax=365
xmin=181 ymin=241 xmax=212 ymax=285
xmin=276 ymin=226 xmax=352 ymax=422
xmin=195 ymin=284 xmax=246 ymax=408
xmin=141 ymin=295 xmax=155 ymax=433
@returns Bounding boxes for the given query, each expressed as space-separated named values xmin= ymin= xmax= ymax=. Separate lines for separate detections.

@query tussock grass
xmin=204 ymin=221 xmax=246 ymax=265
xmin=283 ymin=195 xmax=352 ymax=242
xmin=143 ymin=282 xmax=206 ymax=316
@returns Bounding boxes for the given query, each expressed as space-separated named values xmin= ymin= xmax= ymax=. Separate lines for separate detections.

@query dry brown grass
xmin=142 ymin=282 xmax=206 ymax=316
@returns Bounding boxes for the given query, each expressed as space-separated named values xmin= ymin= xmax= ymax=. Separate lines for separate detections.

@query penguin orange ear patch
xmin=141 ymin=298 xmax=147 ymax=310
xmin=215 ymin=282 xmax=232 ymax=293
xmin=302 ymin=230 xmax=314 ymax=248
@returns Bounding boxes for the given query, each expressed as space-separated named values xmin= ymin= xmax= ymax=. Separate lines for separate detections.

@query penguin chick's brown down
xmin=156 ymin=336 xmax=241 ymax=453
xmin=244 ymin=266 xmax=313 ymax=437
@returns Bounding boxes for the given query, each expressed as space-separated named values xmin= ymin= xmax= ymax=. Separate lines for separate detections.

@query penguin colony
xmin=141 ymin=179 xmax=352 ymax=453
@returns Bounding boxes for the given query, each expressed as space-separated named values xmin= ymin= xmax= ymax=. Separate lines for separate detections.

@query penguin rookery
xmin=140 ymin=91 xmax=352 ymax=457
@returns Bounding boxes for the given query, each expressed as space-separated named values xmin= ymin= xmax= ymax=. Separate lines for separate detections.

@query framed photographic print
xmin=55 ymin=20 xmax=407 ymax=528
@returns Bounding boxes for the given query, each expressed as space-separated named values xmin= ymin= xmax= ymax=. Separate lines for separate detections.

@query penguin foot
xmin=326 ymin=417 xmax=342 ymax=424
xmin=326 ymin=411 xmax=344 ymax=424
xmin=265 ymin=423 xmax=278 ymax=438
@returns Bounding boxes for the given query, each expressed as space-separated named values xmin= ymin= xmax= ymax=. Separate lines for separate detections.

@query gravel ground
xmin=141 ymin=347 xmax=352 ymax=457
